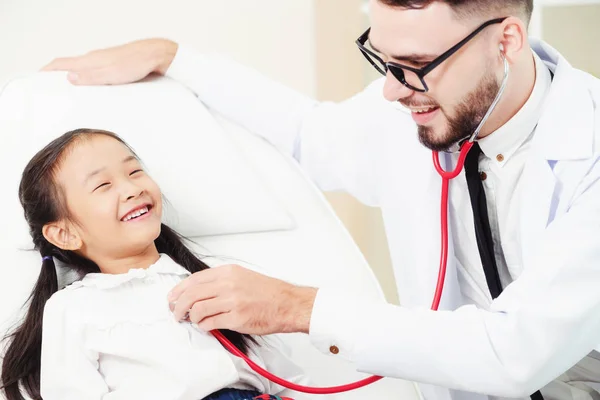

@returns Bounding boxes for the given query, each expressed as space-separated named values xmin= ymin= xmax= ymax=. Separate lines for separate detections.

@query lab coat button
xmin=480 ymin=172 xmax=487 ymax=181
xmin=496 ymin=154 xmax=505 ymax=162
xmin=329 ymin=345 xmax=340 ymax=355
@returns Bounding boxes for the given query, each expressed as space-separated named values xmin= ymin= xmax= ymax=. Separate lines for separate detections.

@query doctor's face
xmin=368 ymin=1 xmax=503 ymax=151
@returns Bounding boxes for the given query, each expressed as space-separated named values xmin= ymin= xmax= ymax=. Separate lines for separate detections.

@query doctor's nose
xmin=382 ymin=72 xmax=414 ymax=102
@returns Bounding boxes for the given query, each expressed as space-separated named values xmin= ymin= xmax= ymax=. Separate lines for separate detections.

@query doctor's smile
xmin=401 ymin=100 xmax=441 ymax=124
xmin=3 ymin=0 xmax=600 ymax=399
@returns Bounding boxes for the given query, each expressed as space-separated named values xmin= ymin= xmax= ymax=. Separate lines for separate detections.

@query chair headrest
xmin=0 ymin=72 xmax=295 ymax=250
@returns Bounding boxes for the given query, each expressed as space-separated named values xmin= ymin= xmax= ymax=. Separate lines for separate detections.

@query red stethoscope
xmin=210 ymin=54 xmax=510 ymax=395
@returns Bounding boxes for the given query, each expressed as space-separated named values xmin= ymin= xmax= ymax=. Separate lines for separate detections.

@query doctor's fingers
xmin=170 ymin=281 xmax=226 ymax=321
xmin=197 ymin=313 xmax=236 ymax=333
xmin=41 ymin=40 xmax=166 ymax=85
xmin=168 ymin=265 xmax=239 ymax=304
xmin=188 ymin=298 xmax=231 ymax=325
xmin=70 ymin=65 xmax=157 ymax=86
xmin=42 ymin=50 xmax=118 ymax=77
xmin=42 ymin=54 xmax=97 ymax=72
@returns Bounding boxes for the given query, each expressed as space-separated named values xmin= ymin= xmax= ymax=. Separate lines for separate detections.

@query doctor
xmin=43 ymin=0 xmax=600 ymax=399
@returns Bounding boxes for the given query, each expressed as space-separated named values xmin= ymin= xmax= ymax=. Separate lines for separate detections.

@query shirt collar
xmin=478 ymin=51 xmax=552 ymax=166
xmin=67 ymin=254 xmax=190 ymax=290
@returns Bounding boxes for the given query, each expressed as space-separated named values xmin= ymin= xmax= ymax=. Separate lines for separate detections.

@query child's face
xmin=53 ymin=134 xmax=163 ymax=261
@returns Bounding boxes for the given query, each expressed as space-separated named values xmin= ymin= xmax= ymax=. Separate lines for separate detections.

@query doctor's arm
xmin=309 ymin=162 xmax=600 ymax=397
xmin=39 ymin=293 xmax=109 ymax=399
xmin=164 ymin=42 xmax=418 ymax=207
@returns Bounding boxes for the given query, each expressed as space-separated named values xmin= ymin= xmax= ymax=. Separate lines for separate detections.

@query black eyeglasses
xmin=356 ymin=17 xmax=507 ymax=93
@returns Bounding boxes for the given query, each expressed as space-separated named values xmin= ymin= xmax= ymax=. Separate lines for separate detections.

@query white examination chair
xmin=0 ymin=73 xmax=421 ymax=400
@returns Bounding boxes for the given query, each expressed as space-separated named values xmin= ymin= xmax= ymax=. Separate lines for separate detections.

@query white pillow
xmin=0 ymin=72 xmax=295 ymax=250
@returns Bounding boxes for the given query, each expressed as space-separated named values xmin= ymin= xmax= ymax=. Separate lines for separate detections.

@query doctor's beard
xmin=410 ymin=69 xmax=501 ymax=152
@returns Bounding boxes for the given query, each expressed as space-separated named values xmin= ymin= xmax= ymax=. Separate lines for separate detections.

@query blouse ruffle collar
xmin=67 ymin=254 xmax=191 ymax=290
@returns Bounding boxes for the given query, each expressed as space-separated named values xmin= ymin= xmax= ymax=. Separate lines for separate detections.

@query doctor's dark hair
xmin=378 ymin=0 xmax=534 ymax=23
xmin=1 ymin=128 xmax=255 ymax=400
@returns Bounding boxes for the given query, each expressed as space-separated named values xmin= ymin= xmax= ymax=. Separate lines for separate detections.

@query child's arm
xmin=40 ymin=291 xmax=109 ymax=399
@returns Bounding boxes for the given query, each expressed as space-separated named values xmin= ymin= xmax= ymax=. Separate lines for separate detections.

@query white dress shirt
xmin=164 ymin=41 xmax=600 ymax=400
xmin=450 ymin=52 xmax=552 ymax=308
xmin=40 ymin=254 xmax=310 ymax=400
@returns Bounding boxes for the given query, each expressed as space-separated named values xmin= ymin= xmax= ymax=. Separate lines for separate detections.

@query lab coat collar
xmin=516 ymin=39 xmax=597 ymax=285
xmin=530 ymin=39 xmax=595 ymax=161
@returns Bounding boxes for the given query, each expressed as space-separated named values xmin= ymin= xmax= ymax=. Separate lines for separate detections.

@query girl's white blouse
xmin=40 ymin=254 xmax=310 ymax=400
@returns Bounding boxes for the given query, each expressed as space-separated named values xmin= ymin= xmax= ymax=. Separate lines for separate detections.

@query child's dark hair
xmin=1 ymin=128 xmax=255 ymax=400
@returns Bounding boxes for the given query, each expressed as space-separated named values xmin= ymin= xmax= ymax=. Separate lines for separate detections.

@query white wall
xmin=0 ymin=0 xmax=317 ymax=96
xmin=541 ymin=3 xmax=600 ymax=78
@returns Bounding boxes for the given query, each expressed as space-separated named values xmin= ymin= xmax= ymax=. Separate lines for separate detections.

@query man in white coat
xmin=43 ymin=0 xmax=600 ymax=399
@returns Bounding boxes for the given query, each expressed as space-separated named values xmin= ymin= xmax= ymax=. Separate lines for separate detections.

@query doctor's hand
xmin=41 ymin=38 xmax=178 ymax=86
xmin=167 ymin=265 xmax=318 ymax=335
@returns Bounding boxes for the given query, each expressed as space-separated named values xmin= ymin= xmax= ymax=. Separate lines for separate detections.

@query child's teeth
xmin=123 ymin=207 xmax=150 ymax=221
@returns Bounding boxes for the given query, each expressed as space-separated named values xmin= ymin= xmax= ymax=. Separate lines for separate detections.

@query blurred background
xmin=1 ymin=0 xmax=598 ymax=304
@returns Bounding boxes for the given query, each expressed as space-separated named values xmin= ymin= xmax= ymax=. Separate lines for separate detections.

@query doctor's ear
xmin=42 ymin=220 xmax=82 ymax=251
xmin=497 ymin=16 xmax=527 ymax=63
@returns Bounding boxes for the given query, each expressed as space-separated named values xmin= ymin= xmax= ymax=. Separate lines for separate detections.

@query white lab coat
xmin=165 ymin=39 xmax=600 ymax=400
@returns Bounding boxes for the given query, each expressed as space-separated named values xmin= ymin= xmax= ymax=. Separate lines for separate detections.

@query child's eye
xmin=130 ymin=169 xmax=143 ymax=176
xmin=93 ymin=182 xmax=110 ymax=191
